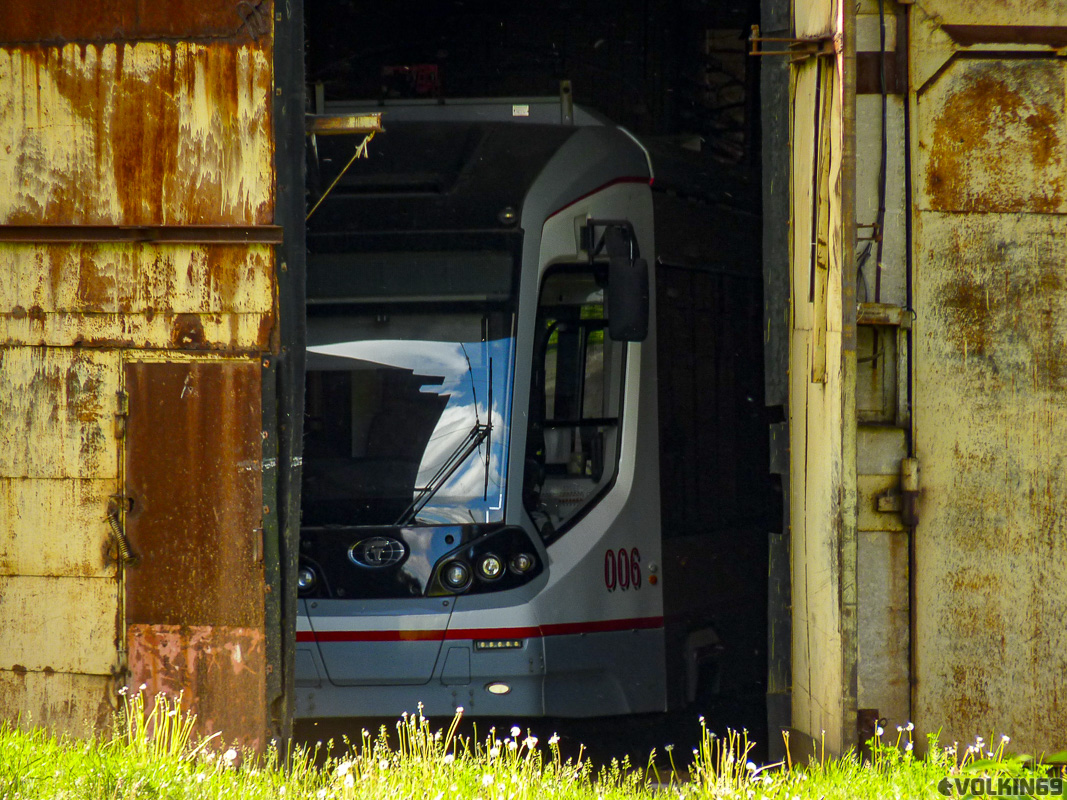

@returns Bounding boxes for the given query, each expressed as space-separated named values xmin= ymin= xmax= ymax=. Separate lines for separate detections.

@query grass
xmin=0 ymin=691 xmax=1063 ymax=799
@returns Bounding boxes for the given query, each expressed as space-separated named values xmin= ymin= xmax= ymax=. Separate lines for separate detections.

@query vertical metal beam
xmin=271 ymin=0 xmax=307 ymax=749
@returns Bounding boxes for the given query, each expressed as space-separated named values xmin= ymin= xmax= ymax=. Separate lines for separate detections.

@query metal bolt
xmin=262 ymin=430 xmax=269 ymax=440
xmin=263 ymin=505 xmax=270 ymax=515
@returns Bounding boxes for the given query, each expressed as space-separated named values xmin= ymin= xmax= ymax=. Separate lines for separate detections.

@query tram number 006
xmin=604 ymin=548 xmax=641 ymax=592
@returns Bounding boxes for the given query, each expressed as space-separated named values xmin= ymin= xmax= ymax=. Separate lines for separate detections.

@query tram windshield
xmin=302 ymin=310 xmax=515 ymax=527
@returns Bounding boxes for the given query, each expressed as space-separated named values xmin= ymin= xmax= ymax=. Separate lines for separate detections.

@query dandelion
xmin=316 ymin=790 xmax=327 ymax=799
xmin=524 ymin=736 xmax=539 ymax=749
xmin=875 ymin=726 xmax=884 ymax=737
xmin=511 ymin=725 xmax=521 ymax=738
xmin=896 ymin=725 xmax=903 ymax=733
xmin=1001 ymin=735 xmax=1010 ymax=744
xmin=335 ymin=761 xmax=353 ymax=778
xmin=378 ymin=759 xmax=389 ymax=770
xmin=976 ymin=737 xmax=985 ymax=748
xmin=279 ymin=788 xmax=286 ymax=796
xmin=549 ymin=734 xmax=560 ymax=746
xmin=482 ymin=773 xmax=494 ymax=787
xmin=664 ymin=744 xmax=674 ymax=753
xmin=139 ymin=683 xmax=147 ymax=691
xmin=456 ymin=707 xmax=464 ymax=713
xmin=905 ymin=741 xmax=914 ymax=752
xmin=223 ymin=748 xmax=238 ymax=764
xmin=118 ymin=686 xmax=128 ymax=696
xmin=195 ymin=773 xmax=207 ymax=784
xmin=906 ymin=722 xmax=915 ymax=731
xmin=489 ymin=747 xmax=500 ymax=759
xmin=507 ymin=740 xmax=518 ymax=751
xmin=343 ymin=774 xmax=354 ymax=789
xmin=442 ymin=754 xmax=455 ymax=765
xmin=746 ymin=761 xmax=757 ymax=772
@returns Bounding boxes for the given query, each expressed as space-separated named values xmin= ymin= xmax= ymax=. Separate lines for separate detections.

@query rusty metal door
xmin=909 ymin=1 xmax=1067 ymax=754
xmin=123 ymin=360 xmax=269 ymax=746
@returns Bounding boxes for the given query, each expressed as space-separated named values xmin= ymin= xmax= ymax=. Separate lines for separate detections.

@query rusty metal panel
xmin=0 ymin=576 xmax=119 ymax=674
xmin=910 ymin=0 xmax=1067 ymax=753
xmin=913 ymin=209 xmax=1067 ymax=751
xmin=128 ymin=625 xmax=267 ymax=750
xmin=0 ymin=670 xmax=113 ymax=737
xmin=0 ymin=479 xmax=116 ymax=578
xmin=0 ymin=40 xmax=274 ymax=226
xmin=0 ymin=243 xmax=275 ymax=351
xmin=123 ymin=360 xmax=267 ymax=744
xmin=0 ymin=0 xmax=273 ymax=45
xmin=918 ymin=59 xmax=1065 ymax=214
xmin=0 ymin=347 xmax=119 ymax=479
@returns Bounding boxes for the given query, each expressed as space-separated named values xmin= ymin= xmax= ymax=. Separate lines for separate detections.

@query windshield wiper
xmin=394 ymin=420 xmax=491 ymax=526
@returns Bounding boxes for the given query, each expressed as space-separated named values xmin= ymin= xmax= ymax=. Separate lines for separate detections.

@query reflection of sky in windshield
xmin=307 ymin=337 xmax=514 ymax=524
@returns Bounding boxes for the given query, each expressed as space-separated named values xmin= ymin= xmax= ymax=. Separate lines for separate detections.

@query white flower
xmin=548 ymin=734 xmax=560 ymax=746
xmin=139 ymin=683 xmax=147 ymax=691
xmin=523 ymin=736 xmax=538 ymax=749
xmin=906 ymin=722 xmax=915 ymax=731
xmin=896 ymin=725 xmax=903 ymax=733
xmin=279 ymin=788 xmax=286 ymax=796
xmin=223 ymin=748 xmax=238 ymax=764
xmin=343 ymin=774 xmax=354 ymax=789
xmin=511 ymin=726 xmax=521 ymax=738
xmin=455 ymin=706 xmax=464 ymax=713
xmin=482 ymin=773 xmax=494 ymax=787
xmin=195 ymin=773 xmax=207 ymax=784
xmin=976 ymin=737 xmax=985 ymax=747
xmin=1001 ymin=735 xmax=1010 ymax=744
xmin=905 ymin=741 xmax=914 ymax=752
xmin=316 ymin=790 xmax=327 ymax=799
xmin=118 ymin=686 xmax=128 ymax=696
xmin=378 ymin=759 xmax=389 ymax=770
xmin=488 ymin=747 xmax=500 ymax=759
xmin=507 ymin=740 xmax=518 ymax=751
xmin=746 ymin=761 xmax=757 ymax=772
xmin=335 ymin=761 xmax=352 ymax=777
xmin=442 ymin=753 xmax=455 ymax=765
xmin=875 ymin=726 xmax=884 ymax=736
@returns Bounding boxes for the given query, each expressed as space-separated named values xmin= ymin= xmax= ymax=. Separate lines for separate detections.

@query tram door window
xmin=525 ymin=267 xmax=625 ymax=539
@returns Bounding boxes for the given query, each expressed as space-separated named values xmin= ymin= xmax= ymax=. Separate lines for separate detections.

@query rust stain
xmin=0 ymin=0 xmax=273 ymax=47
xmin=924 ymin=60 xmax=1065 ymax=214
xmin=934 ymin=224 xmax=1067 ymax=391
xmin=1 ymin=41 xmax=274 ymax=227
xmin=127 ymin=624 xmax=267 ymax=750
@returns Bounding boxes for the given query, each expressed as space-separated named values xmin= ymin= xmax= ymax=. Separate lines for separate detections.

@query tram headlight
xmin=297 ymin=564 xmax=318 ymax=594
xmin=509 ymin=553 xmax=535 ymax=574
xmin=478 ymin=554 xmax=504 ymax=581
xmin=442 ymin=561 xmax=472 ymax=591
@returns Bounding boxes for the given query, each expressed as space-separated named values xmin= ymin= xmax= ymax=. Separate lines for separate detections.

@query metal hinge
xmin=114 ymin=390 xmax=129 ymax=439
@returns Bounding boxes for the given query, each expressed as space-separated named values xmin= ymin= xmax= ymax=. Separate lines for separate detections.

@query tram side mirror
xmin=605 ymin=226 xmax=649 ymax=342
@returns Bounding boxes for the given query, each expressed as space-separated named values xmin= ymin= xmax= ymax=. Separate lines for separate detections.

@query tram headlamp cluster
xmin=428 ymin=526 xmax=543 ymax=596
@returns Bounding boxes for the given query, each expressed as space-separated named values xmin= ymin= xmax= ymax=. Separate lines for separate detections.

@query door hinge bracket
xmin=115 ymin=390 xmax=129 ymax=439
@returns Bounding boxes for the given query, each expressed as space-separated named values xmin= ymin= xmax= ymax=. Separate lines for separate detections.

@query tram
xmin=295 ymin=96 xmax=768 ymax=719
